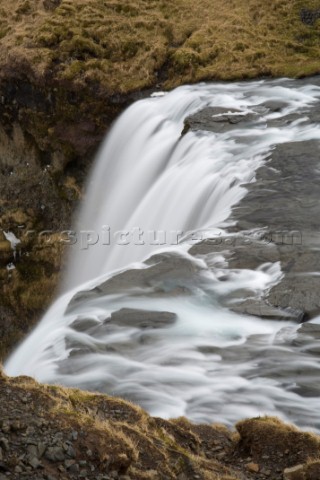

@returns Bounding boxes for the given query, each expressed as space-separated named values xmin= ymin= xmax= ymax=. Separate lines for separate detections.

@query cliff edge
xmin=0 ymin=369 xmax=320 ymax=479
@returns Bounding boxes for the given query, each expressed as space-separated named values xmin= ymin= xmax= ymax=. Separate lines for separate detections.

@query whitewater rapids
xmin=5 ymin=79 xmax=320 ymax=430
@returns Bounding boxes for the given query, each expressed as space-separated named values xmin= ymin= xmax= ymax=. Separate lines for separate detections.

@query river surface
xmin=5 ymin=78 xmax=320 ymax=431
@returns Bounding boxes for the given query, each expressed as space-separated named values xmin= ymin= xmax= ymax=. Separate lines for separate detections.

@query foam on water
xmin=5 ymin=79 xmax=320 ymax=430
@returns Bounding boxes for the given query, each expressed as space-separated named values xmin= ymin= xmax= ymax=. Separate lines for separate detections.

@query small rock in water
xmin=109 ymin=308 xmax=177 ymax=329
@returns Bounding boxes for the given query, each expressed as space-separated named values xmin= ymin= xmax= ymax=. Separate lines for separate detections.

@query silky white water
xmin=5 ymin=79 xmax=320 ymax=430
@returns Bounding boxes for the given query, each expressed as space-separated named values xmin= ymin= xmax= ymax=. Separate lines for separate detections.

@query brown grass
xmin=1 ymin=368 xmax=320 ymax=479
xmin=0 ymin=369 xmax=240 ymax=479
xmin=236 ymin=416 xmax=320 ymax=462
xmin=0 ymin=0 xmax=319 ymax=93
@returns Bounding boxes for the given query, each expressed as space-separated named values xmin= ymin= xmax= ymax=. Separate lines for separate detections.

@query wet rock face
xmin=232 ymin=139 xmax=320 ymax=319
xmin=0 ymin=74 xmax=127 ymax=175
xmin=0 ymin=70 xmax=136 ymax=358
xmin=234 ymin=140 xmax=320 ymax=234
xmin=185 ymin=93 xmax=320 ymax=321
xmin=71 ymin=309 xmax=177 ymax=334
xmin=109 ymin=308 xmax=177 ymax=329
xmin=183 ymin=107 xmax=259 ymax=134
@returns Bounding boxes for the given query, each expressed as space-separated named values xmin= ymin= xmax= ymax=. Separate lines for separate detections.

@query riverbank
xmin=0 ymin=368 xmax=319 ymax=480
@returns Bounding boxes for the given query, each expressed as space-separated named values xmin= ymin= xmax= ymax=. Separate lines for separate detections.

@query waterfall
xmin=5 ymin=79 xmax=320 ymax=429
xmin=64 ymin=80 xmax=319 ymax=288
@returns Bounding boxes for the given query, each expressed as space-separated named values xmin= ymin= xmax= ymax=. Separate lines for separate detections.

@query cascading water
xmin=5 ymin=79 xmax=320 ymax=429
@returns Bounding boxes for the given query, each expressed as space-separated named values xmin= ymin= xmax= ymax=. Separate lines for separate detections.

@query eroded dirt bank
xmin=0 ymin=370 xmax=320 ymax=480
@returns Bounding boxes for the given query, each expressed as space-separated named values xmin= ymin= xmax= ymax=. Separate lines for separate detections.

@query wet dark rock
xmin=70 ymin=318 xmax=101 ymax=333
xmin=233 ymin=140 xmax=320 ymax=233
xmin=108 ymin=308 xmax=177 ymax=329
xmin=230 ymin=300 xmax=304 ymax=322
xmin=298 ymin=322 xmax=320 ymax=338
xmin=190 ymin=135 xmax=320 ymax=320
xmin=183 ymin=107 xmax=258 ymax=134
xmin=230 ymin=140 xmax=320 ymax=318
xmin=190 ymin=235 xmax=279 ymax=269
xmin=68 ymin=252 xmax=200 ymax=311
xmin=259 ymin=100 xmax=287 ymax=112
xmin=267 ymin=113 xmax=302 ymax=127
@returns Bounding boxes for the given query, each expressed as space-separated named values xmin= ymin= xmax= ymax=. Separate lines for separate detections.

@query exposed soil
xmin=0 ymin=370 xmax=320 ymax=480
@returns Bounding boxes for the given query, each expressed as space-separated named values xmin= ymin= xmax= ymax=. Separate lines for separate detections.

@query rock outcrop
xmin=186 ymin=82 xmax=320 ymax=322
xmin=1 ymin=369 xmax=320 ymax=480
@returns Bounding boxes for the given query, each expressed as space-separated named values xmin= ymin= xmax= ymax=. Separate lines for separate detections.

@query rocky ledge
xmin=0 ymin=369 xmax=319 ymax=480
xmin=186 ymin=80 xmax=320 ymax=323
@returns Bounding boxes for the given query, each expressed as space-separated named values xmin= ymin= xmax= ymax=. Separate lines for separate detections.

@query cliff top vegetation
xmin=0 ymin=0 xmax=320 ymax=93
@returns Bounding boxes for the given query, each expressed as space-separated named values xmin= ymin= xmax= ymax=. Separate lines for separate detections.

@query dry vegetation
xmin=0 ymin=0 xmax=319 ymax=93
xmin=0 ymin=369 xmax=239 ymax=479
xmin=1 ymin=368 xmax=320 ymax=479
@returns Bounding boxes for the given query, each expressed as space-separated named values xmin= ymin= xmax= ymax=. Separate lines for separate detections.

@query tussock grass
xmin=0 ymin=0 xmax=320 ymax=93
xmin=2 ymin=370 xmax=320 ymax=479
xmin=0 ymin=370 xmax=241 ymax=479
xmin=236 ymin=416 xmax=320 ymax=461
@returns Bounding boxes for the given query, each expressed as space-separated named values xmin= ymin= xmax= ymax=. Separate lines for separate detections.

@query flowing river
xmin=5 ymin=78 xmax=320 ymax=430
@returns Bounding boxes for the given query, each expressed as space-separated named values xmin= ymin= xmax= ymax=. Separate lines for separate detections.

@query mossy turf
xmin=0 ymin=0 xmax=320 ymax=93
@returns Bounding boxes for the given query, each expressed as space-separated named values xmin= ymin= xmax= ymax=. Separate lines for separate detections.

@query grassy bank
xmin=0 ymin=0 xmax=320 ymax=93
xmin=1 ymin=368 xmax=320 ymax=479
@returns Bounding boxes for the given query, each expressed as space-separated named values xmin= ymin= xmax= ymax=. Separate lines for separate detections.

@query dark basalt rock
xmin=200 ymin=137 xmax=320 ymax=320
xmin=183 ymin=107 xmax=258 ymax=134
xmin=70 ymin=307 xmax=177 ymax=333
xmin=230 ymin=300 xmax=305 ymax=322
xmin=67 ymin=251 xmax=200 ymax=312
xmin=258 ymin=100 xmax=287 ymax=112
xmin=108 ymin=308 xmax=177 ymax=329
